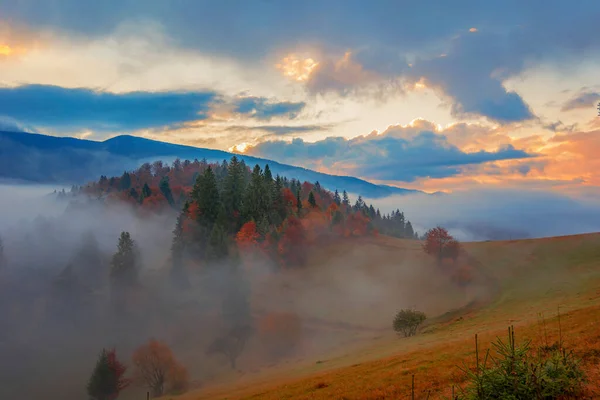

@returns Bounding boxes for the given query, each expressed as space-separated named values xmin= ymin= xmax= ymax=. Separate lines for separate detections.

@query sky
xmin=1 ymin=1 xmax=600 ymax=193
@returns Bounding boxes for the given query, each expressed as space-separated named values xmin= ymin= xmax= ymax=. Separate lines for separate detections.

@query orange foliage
xmin=132 ymin=339 xmax=189 ymax=397
xmin=423 ymin=226 xmax=459 ymax=263
xmin=282 ymin=188 xmax=297 ymax=208
xmin=236 ymin=221 xmax=260 ymax=249
xmin=277 ymin=216 xmax=307 ymax=268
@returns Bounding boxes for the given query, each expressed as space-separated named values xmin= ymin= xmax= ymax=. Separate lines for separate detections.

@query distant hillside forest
xmin=61 ymin=156 xmax=418 ymax=271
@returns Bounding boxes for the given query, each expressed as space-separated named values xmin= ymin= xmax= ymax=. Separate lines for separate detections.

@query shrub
xmin=458 ymin=326 xmax=585 ymax=399
xmin=393 ymin=309 xmax=426 ymax=337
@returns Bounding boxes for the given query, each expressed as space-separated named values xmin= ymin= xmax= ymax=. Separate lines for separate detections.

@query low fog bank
xmin=367 ymin=188 xmax=600 ymax=241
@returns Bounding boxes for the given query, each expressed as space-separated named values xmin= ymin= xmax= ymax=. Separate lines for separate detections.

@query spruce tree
xmin=196 ymin=166 xmax=221 ymax=229
xmin=109 ymin=232 xmax=138 ymax=315
xmin=74 ymin=231 xmax=104 ymax=289
xmin=342 ymin=190 xmax=350 ymax=207
xmin=222 ymin=156 xmax=247 ymax=233
xmin=405 ymin=221 xmax=415 ymax=239
xmin=333 ymin=189 xmax=341 ymax=205
xmin=308 ymin=191 xmax=317 ymax=208
xmin=119 ymin=172 xmax=131 ymax=190
xmin=87 ymin=348 xmax=131 ymax=400
xmin=159 ymin=176 xmax=175 ymax=206
xmin=243 ymin=165 xmax=268 ymax=223
xmin=296 ymin=190 xmax=302 ymax=214
xmin=171 ymin=209 xmax=189 ymax=289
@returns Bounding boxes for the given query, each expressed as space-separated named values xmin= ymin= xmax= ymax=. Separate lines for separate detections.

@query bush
xmin=459 ymin=326 xmax=585 ymax=399
xmin=393 ymin=309 xmax=426 ymax=337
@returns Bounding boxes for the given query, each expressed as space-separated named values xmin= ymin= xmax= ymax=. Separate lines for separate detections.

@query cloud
xmin=367 ymin=188 xmax=600 ymax=241
xmin=0 ymin=84 xmax=308 ymax=134
xmin=4 ymin=1 xmax=600 ymax=124
xmin=0 ymin=84 xmax=218 ymax=133
xmin=226 ymin=124 xmax=332 ymax=136
xmin=561 ymin=91 xmax=600 ymax=111
xmin=231 ymin=96 xmax=305 ymax=120
xmin=243 ymin=121 xmax=533 ymax=182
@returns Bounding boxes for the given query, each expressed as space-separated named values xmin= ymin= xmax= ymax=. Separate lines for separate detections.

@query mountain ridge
xmin=0 ymin=130 xmax=423 ymax=198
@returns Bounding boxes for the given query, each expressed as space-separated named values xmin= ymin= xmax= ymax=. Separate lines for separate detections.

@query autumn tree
xmin=132 ymin=339 xmax=189 ymax=397
xmin=423 ymin=226 xmax=460 ymax=264
xmin=87 ymin=348 xmax=131 ymax=400
xmin=109 ymin=232 xmax=138 ymax=314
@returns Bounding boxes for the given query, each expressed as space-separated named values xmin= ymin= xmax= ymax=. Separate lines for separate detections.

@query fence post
xmin=411 ymin=374 xmax=415 ymax=400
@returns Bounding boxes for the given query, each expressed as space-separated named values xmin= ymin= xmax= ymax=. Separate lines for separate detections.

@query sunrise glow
xmin=276 ymin=54 xmax=319 ymax=82
xmin=0 ymin=44 xmax=13 ymax=56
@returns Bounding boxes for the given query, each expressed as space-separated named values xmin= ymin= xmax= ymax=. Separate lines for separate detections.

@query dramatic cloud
xmin=0 ymin=84 xmax=307 ymax=134
xmin=242 ymin=122 xmax=533 ymax=182
xmin=561 ymin=91 xmax=600 ymax=111
xmin=231 ymin=96 xmax=306 ymax=121
xmin=226 ymin=124 xmax=332 ymax=136
xmin=3 ymin=1 xmax=600 ymax=124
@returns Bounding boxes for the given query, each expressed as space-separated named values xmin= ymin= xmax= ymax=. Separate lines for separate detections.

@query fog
xmin=0 ymin=183 xmax=480 ymax=400
xmin=5 ymin=183 xmax=592 ymax=399
xmin=367 ymin=188 xmax=600 ymax=241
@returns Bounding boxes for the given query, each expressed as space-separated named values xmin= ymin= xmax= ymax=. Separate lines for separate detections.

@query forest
xmin=0 ymin=156 xmax=427 ymax=399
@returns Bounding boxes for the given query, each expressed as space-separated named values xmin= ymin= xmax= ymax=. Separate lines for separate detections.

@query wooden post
xmin=147 ymin=391 xmax=150 ymax=400
xmin=411 ymin=374 xmax=415 ymax=400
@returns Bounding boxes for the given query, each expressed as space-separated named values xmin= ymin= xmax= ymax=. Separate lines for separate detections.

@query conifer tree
xmin=119 ymin=172 xmax=132 ymax=190
xmin=110 ymin=232 xmax=138 ymax=315
xmin=342 ymin=190 xmax=350 ymax=207
xmin=171 ymin=208 xmax=189 ymax=289
xmin=87 ymin=348 xmax=131 ymax=400
xmin=159 ymin=176 xmax=175 ymax=206
xmin=308 ymin=191 xmax=317 ymax=208
xmin=405 ymin=221 xmax=415 ymax=239
xmin=243 ymin=165 xmax=268 ymax=223
xmin=222 ymin=156 xmax=247 ymax=233
xmin=195 ymin=166 xmax=221 ymax=229
xmin=296 ymin=190 xmax=302 ymax=214
xmin=74 ymin=231 xmax=104 ymax=289
xmin=333 ymin=189 xmax=341 ymax=205
xmin=140 ymin=183 xmax=152 ymax=203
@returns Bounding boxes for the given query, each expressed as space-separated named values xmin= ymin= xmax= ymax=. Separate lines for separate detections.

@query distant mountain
xmin=0 ymin=131 xmax=422 ymax=198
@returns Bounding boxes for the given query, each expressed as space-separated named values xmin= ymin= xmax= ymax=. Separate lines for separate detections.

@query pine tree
xmin=296 ymin=190 xmax=302 ymax=214
xmin=206 ymin=221 xmax=229 ymax=262
xmin=333 ymin=189 xmax=341 ymax=205
xmin=74 ymin=231 xmax=104 ymax=289
xmin=109 ymin=232 xmax=138 ymax=314
xmin=342 ymin=190 xmax=350 ymax=207
xmin=405 ymin=221 xmax=415 ymax=239
xmin=87 ymin=348 xmax=131 ymax=400
xmin=243 ymin=165 xmax=268 ymax=223
xmin=159 ymin=176 xmax=175 ymax=206
xmin=171 ymin=209 xmax=189 ymax=289
xmin=222 ymin=156 xmax=247 ymax=233
xmin=119 ymin=172 xmax=131 ymax=190
xmin=140 ymin=183 xmax=152 ymax=203
xmin=195 ymin=166 xmax=221 ymax=229
xmin=308 ymin=191 xmax=317 ymax=208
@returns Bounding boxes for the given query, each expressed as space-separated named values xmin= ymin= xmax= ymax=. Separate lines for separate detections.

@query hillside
xmin=0 ymin=130 xmax=421 ymax=198
xmin=168 ymin=232 xmax=600 ymax=400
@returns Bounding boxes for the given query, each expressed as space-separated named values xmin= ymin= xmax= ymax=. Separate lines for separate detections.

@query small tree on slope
xmin=87 ymin=348 xmax=131 ymax=400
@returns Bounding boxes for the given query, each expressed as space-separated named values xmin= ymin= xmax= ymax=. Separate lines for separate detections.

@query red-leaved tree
xmin=423 ymin=226 xmax=460 ymax=264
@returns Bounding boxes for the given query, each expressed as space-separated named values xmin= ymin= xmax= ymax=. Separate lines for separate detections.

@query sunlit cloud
xmin=229 ymin=142 xmax=252 ymax=153
xmin=276 ymin=54 xmax=319 ymax=82
xmin=0 ymin=44 xmax=13 ymax=56
xmin=469 ymin=27 xmax=478 ymax=33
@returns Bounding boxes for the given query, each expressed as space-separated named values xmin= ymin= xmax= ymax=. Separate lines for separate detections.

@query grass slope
xmin=169 ymin=233 xmax=600 ymax=400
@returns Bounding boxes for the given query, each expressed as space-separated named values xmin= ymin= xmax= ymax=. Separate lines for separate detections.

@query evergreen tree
xmin=74 ymin=231 xmax=104 ymax=289
xmin=140 ymin=183 xmax=152 ymax=203
xmin=333 ymin=189 xmax=341 ymax=205
xmin=243 ymin=165 xmax=268 ymax=223
xmin=342 ymin=190 xmax=350 ymax=207
xmin=109 ymin=232 xmax=138 ymax=314
xmin=87 ymin=348 xmax=131 ymax=400
xmin=308 ymin=191 xmax=317 ymax=208
xmin=119 ymin=172 xmax=131 ymax=190
xmin=128 ymin=187 xmax=139 ymax=202
xmin=296 ymin=190 xmax=302 ymax=214
xmin=206 ymin=221 xmax=229 ymax=262
xmin=405 ymin=221 xmax=415 ymax=239
xmin=170 ymin=209 xmax=189 ymax=289
xmin=159 ymin=176 xmax=175 ymax=206
xmin=195 ymin=166 xmax=221 ymax=229
xmin=222 ymin=156 xmax=247 ymax=233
